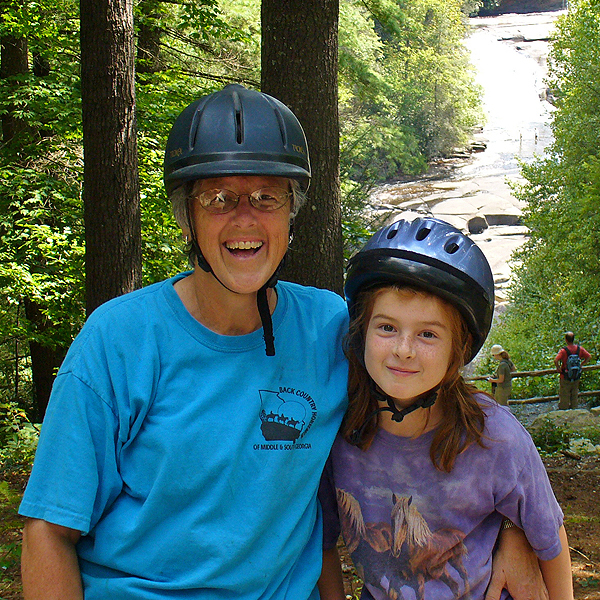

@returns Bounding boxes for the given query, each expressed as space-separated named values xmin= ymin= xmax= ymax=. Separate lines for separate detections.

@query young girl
xmin=319 ymin=217 xmax=572 ymax=600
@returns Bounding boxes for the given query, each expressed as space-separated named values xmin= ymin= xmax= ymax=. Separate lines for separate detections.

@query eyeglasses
xmin=194 ymin=187 xmax=292 ymax=214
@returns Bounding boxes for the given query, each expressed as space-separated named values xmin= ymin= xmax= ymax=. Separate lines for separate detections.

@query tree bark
xmin=136 ymin=0 xmax=165 ymax=73
xmin=261 ymin=0 xmax=343 ymax=295
xmin=23 ymin=300 xmax=67 ymax=421
xmin=80 ymin=0 xmax=142 ymax=315
xmin=0 ymin=33 xmax=29 ymax=141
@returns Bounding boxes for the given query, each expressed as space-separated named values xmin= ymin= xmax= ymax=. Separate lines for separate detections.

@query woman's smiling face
xmin=188 ymin=175 xmax=292 ymax=295
xmin=364 ymin=288 xmax=455 ymax=405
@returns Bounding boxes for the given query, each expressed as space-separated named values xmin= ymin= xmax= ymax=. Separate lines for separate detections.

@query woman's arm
xmin=317 ymin=546 xmax=346 ymax=600
xmin=485 ymin=525 xmax=549 ymax=600
xmin=539 ymin=526 xmax=573 ymax=600
xmin=22 ymin=518 xmax=83 ymax=600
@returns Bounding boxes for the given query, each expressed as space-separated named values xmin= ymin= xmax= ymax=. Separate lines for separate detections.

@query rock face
xmin=479 ymin=0 xmax=565 ymax=16
xmin=530 ymin=409 xmax=600 ymax=434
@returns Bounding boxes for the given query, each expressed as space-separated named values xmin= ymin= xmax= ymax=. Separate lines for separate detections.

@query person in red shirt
xmin=554 ymin=332 xmax=591 ymax=409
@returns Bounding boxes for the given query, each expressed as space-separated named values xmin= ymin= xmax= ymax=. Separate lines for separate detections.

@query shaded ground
xmin=0 ymin=471 xmax=27 ymax=600
xmin=339 ymin=453 xmax=600 ymax=599
xmin=545 ymin=454 xmax=600 ymax=600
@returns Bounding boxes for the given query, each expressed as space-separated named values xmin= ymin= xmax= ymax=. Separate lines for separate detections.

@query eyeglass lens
xmin=196 ymin=187 xmax=291 ymax=214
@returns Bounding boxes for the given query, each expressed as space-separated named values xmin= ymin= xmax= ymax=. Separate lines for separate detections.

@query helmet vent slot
xmin=386 ymin=228 xmax=398 ymax=240
xmin=415 ymin=227 xmax=431 ymax=241
xmin=445 ymin=240 xmax=460 ymax=254
xmin=232 ymin=91 xmax=244 ymax=144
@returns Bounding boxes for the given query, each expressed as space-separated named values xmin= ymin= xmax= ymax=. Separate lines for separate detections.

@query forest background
xmin=0 ymin=0 xmax=599 ymax=514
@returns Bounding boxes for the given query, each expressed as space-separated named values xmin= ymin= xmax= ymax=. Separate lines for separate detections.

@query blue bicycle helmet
xmin=345 ymin=217 xmax=495 ymax=362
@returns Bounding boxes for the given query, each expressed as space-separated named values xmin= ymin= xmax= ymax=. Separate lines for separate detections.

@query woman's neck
xmin=174 ymin=269 xmax=277 ymax=335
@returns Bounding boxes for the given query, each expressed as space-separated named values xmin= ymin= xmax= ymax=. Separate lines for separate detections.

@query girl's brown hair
xmin=342 ymin=284 xmax=487 ymax=472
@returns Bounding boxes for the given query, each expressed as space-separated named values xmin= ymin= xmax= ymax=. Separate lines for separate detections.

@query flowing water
xmin=369 ymin=10 xmax=565 ymax=304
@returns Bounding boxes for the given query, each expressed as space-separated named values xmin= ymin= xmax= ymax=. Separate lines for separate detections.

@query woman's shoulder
xmin=87 ymin=274 xmax=183 ymax=325
xmin=278 ymin=281 xmax=348 ymax=325
xmin=279 ymin=280 xmax=345 ymax=305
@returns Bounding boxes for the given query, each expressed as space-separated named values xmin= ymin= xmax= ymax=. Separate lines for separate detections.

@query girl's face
xmin=364 ymin=288 xmax=455 ymax=405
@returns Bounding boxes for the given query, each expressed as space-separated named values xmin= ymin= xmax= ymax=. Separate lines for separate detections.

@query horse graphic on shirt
xmin=390 ymin=494 xmax=471 ymax=600
xmin=336 ymin=489 xmax=470 ymax=600
xmin=336 ymin=488 xmax=405 ymax=599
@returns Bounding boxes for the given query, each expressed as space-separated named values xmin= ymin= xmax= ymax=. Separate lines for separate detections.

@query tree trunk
xmin=23 ymin=299 xmax=67 ymax=421
xmin=261 ymin=0 xmax=343 ymax=295
xmin=136 ymin=0 xmax=165 ymax=73
xmin=0 ymin=34 xmax=29 ymax=141
xmin=80 ymin=0 xmax=142 ymax=315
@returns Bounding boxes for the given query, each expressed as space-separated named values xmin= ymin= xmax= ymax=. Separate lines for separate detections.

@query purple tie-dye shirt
xmin=320 ymin=395 xmax=563 ymax=600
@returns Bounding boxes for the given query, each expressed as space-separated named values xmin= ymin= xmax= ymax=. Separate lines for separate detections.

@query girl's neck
xmin=378 ymin=397 xmax=444 ymax=438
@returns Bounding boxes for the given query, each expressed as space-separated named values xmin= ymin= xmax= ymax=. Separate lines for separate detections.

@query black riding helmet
xmin=344 ymin=217 xmax=495 ymax=440
xmin=345 ymin=216 xmax=495 ymax=363
xmin=163 ymin=84 xmax=311 ymax=357
xmin=164 ymin=84 xmax=311 ymax=195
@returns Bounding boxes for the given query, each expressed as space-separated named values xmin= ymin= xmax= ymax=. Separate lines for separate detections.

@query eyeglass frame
xmin=192 ymin=186 xmax=293 ymax=215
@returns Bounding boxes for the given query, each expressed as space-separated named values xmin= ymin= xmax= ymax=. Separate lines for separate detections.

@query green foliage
xmin=0 ymin=0 xmax=245 ymax=418
xmin=530 ymin=417 xmax=600 ymax=456
xmin=487 ymin=0 xmax=600 ymax=387
xmin=0 ymin=479 xmax=24 ymax=581
xmin=0 ymin=402 xmax=38 ymax=476
xmin=530 ymin=419 xmax=571 ymax=454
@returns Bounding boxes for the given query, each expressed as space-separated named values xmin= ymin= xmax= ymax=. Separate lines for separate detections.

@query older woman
xmin=20 ymin=85 xmax=544 ymax=600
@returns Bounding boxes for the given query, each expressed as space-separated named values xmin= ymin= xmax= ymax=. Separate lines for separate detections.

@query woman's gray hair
xmin=169 ymin=178 xmax=307 ymax=232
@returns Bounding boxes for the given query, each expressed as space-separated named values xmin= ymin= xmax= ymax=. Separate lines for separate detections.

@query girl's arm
xmin=317 ymin=546 xmax=346 ymax=600
xmin=539 ymin=526 xmax=573 ymax=600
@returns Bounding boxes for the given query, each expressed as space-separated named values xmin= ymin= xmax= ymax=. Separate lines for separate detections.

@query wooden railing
xmin=467 ymin=364 xmax=600 ymax=405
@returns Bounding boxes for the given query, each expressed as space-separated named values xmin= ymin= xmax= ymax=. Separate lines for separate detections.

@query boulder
xmin=468 ymin=215 xmax=488 ymax=234
xmin=529 ymin=409 xmax=600 ymax=435
xmin=486 ymin=213 xmax=522 ymax=227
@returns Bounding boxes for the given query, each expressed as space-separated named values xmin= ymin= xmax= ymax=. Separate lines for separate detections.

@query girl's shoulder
xmin=474 ymin=392 xmax=532 ymax=446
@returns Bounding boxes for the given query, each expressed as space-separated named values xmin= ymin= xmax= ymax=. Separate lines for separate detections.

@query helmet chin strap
xmin=349 ymin=383 xmax=439 ymax=446
xmin=186 ymin=204 xmax=290 ymax=357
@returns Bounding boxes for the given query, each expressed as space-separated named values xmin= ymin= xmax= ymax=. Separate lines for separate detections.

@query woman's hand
xmin=485 ymin=526 xmax=549 ymax=600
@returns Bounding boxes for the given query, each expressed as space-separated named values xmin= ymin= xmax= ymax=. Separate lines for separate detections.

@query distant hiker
xmin=554 ymin=332 xmax=591 ymax=410
xmin=488 ymin=344 xmax=516 ymax=406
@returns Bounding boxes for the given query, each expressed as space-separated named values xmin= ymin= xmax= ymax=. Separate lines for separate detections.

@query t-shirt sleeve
xmin=19 ymin=371 xmax=123 ymax=535
xmin=318 ymin=454 xmax=341 ymax=550
xmin=494 ymin=432 xmax=564 ymax=561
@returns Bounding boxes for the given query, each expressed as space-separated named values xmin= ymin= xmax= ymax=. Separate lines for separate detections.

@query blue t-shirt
xmin=320 ymin=396 xmax=563 ymax=600
xmin=20 ymin=274 xmax=349 ymax=600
